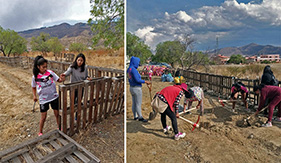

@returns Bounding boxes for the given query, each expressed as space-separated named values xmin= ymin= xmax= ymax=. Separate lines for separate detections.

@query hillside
xmin=210 ymin=43 xmax=281 ymax=56
xmin=18 ymin=23 xmax=93 ymax=48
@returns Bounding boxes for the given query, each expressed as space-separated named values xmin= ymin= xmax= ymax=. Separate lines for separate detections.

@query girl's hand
xmin=60 ymin=74 xmax=66 ymax=81
xmin=86 ymin=77 xmax=92 ymax=81
xmin=176 ymin=112 xmax=179 ymax=118
xmin=33 ymin=96 xmax=38 ymax=102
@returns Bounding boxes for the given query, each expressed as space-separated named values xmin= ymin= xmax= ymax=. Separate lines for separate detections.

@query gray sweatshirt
xmin=64 ymin=65 xmax=89 ymax=83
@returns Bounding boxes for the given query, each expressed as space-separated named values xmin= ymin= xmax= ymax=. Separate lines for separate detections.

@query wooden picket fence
xmin=179 ymin=69 xmax=263 ymax=106
xmin=58 ymin=76 xmax=124 ymax=136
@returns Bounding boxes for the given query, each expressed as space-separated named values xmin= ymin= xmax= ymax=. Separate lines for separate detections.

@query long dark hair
xmin=33 ymin=56 xmax=48 ymax=79
xmin=253 ymin=83 xmax=265 ymax=92
xmin=71 ymin=53 xmax=86 ymax=72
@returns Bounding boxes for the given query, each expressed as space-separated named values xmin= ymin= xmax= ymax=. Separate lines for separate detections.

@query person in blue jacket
xmin=127 ymin=56 xmax=151 ymax=122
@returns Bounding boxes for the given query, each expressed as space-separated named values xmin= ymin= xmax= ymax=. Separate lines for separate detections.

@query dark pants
xmin=74 ymin=88 xmax=84 ymax=104
xmin=160 ymin=106 xmax=178 ymax=134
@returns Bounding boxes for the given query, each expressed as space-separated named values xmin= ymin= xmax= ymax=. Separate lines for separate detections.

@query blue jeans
xmin=130 ymin=86 xmax=143 ymax=119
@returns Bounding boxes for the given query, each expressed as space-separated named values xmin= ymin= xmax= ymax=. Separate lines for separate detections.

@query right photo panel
xmin=126 ymin=0 xmax=281 ymax=162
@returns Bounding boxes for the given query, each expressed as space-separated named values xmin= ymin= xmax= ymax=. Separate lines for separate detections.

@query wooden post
xmin=70 ymin=86 xmax=75 ymax=135
xmin=104 ymin=78 xmax=112 ymax=118
xmin=94 ymin=80 xmax=101 ymax=123
xmin=99 ymin=79 xmax=106 ymax=121
xmin=62 ymin=86 xmax=67 ymax=134
xmin=76 ymin=84 xmax=83 ymax=132
xmin=83 ymin=81 xmax=89 ymax=129
xmin=88 ymin=82 xmax=95 ymax=123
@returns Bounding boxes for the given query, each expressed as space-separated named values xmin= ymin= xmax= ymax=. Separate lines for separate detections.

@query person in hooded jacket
xmin=261 ymin=65 xmax=279 ymax=115
xmin=127 ymin=56 xmax=151 ymax=122
xmin=261 ymin=65 xmax=279 ymax=86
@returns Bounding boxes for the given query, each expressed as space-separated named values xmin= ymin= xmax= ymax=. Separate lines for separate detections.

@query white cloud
xmin=134 ymin=0 xmax=281 ymax=50
xmin=0 ymin=0 xmax=91 ymax=31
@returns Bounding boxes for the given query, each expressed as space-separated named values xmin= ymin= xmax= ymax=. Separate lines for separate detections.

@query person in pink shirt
xmin=254 ymin=84 xmax=281 ymax=127
xmin=230 ymin=82 xmax=249 ymax=112
xmin=31 ymin=56 xmax=64 ymax=136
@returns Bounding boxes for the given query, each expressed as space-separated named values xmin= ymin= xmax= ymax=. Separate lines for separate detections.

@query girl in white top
xmin=31 ymin=56 xmax=64 ymax=136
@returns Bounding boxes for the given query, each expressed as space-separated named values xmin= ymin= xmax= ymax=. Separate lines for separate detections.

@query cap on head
xmin=180 ymin=83 xmax=188 ymax=92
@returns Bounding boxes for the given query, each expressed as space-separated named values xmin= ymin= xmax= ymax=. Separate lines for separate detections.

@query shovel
xmin=244 ymin=105 xmax=268 ymax=126
xmin=148 ymin=83 xmax=157 ymax=120
xmin=32 ymin=101 xmax=36 ymax=112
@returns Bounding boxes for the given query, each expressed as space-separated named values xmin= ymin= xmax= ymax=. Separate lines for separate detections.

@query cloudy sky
xmin=127 ymin=0 xmax=281 ymax=51
xmin=0 ymin=0 xmax=91 ymax=32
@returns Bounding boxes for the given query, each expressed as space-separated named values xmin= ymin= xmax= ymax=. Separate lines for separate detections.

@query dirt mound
xmin=126 ymin=78 xmax=281 ymax=162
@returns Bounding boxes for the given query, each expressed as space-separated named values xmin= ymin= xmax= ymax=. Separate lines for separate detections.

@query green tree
xmin=227 ymin=54 xmax=246 ymax=64
xmin=152 ymin=40 xmax=185 ymax=68
xmin=0 ymin=28 xmax=27 ymax=57
xmin=69 ymin=42 xmax=87 ymax=53
xmin=126 ymin=32 xmax=152 ymax=64
xmin=88 ymin=0 xmax=124 ymax=49
xmin=47 ymin=37 xmax=64 ymax=60
xmin=31 ymin=33 xmax=51 ymax=56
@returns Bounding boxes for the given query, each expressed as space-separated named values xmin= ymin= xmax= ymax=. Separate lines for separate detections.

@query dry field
xmin=126 ymin=77 xmax=281 ymax=162
xmin=0 ymin=49 xmax=124 ymax=162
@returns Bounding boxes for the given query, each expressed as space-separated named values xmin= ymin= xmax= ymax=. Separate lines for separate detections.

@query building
xmin=214 ymin=54 xmax=230 ymax=64
xmin=245 ymin=56 xmax=257 ymax=63
xmin=257 ymin=54 xmax=280 ymax=62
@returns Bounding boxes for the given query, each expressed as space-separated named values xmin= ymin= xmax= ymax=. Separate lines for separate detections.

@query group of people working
xmin=128 ymin=56 xmax=281 ymax=141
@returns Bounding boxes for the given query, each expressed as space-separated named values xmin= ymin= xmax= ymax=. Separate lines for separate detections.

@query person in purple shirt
xmin=230 ymin=82 xmax=249 ymax=112
xmin=254 ymin=84 xmax=281 ymax=127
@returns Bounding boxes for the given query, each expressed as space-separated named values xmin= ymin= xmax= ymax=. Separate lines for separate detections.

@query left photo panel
xmin=0 ymin=0 xmax=124 ymax=162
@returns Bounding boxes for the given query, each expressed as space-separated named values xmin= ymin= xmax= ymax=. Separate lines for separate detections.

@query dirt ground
xmin=0 ymin=55 xmax=124 ymax=162
xmin=126 ymin=77 xmax=281 ymax=163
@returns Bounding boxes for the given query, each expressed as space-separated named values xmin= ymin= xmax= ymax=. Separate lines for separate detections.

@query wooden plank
xmin=11 ymin=157 xmax=21 ymax=163
xmin=94 ymin=81 xmax=101 ymax=123
xmin=33 ymin=148 xmax=43 ymax=160
xmin=49 ymin=140 xmax=78 ymax=163
xmin=1 ymin=147 xmax=29 ymax=162
xmin=99 ymin=80 xmax=106 ymax=121
xmin=108 ymin=79 xmax=118 ymax=115
xmin=73 ymin=151 xmax=90 ymax=162
xmin=62 ymin=86 xmax=68 ymax=134
xmin=104 ymin=79 xmax=112 ymax=118
xmin=88 ymin=82 xmax=95 ymax=123
xmin=57 ymin=130 xmax=100 ymax=163
xmin=83 ymin=82 xmax=89 ymax=129
xmin=22 ymin=152 xmax=34 ymax=163
xmin=0 ymin=130 xmax=58 ymax=158
xmin=70 ymin=86 xmax=75 ymax=135
xmin=76 ymin=84 xmax=83 ymax=132
xmin=36 ymin=143 xmax=76 ymax=163
xmin=112 ymin=80 xmax=122 ymax=115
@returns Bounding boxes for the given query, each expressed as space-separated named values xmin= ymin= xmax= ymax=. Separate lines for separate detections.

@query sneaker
xmin=163 ymin=126 xmax=172 ymax=134
xmin=273 ymin=117 xmax=281 ymax=122
xmin=174 ymin=132 xmax=186 ymax=140
xmin=134 ymin=117 xmax=138 ymax=120
xmin=138 ymin=118 xmax=148 ymax=122
xmin=261 ymin=121 xmax=272 ymax=127
xmin=38 ymin=133 xmax=43 ymax=136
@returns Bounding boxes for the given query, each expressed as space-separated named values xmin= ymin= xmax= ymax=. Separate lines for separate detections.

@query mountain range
xmin=18 ymin=23 xmax=93 ymax=48
xmin=209 ymin=43 xmax=281 ymax=56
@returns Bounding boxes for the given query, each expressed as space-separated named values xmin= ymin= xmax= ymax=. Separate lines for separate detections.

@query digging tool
xmin=179 ymin=116 xmax=200 ymax=130
xmin=244 ymin=106 xmax=268 ymax=126
xmin=32 ymin=101 xmax=36 ymax=112
xmin=179 ymin=107 xmax=197 ymax=115
xmin=218 ymin=97 xmax=240 ymax=107
xmin=148 ymin=83 xmax=157 ymax=120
